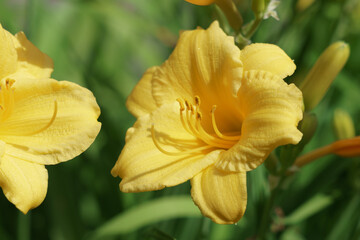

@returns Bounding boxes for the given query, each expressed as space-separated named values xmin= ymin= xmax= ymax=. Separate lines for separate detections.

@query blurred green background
xmin=0 ymin=0 xmax=359 ymax=239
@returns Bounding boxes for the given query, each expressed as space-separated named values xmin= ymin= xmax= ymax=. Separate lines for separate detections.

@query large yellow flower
xmin=0 ymin=24 xmax=101 ymax=213
xmin=112 ymin=21 xmax=303 ymax=224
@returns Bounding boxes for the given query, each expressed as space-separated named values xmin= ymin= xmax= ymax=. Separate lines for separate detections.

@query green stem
xmin=257 ymin=176 xmax=285 ymax=240
xmin=244 ymin=16 xmax=263 ymax=39
xmin=17 ymin=212 xmax=31 ymax=240
xmin=215 ymin=0 xmax=243 ymax=33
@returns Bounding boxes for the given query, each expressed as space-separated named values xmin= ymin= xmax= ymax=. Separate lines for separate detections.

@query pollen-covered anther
xmin=176 ymin=98 xmax=185 ymax=111
xmin=194 ymin=95 xmax=201 ymax=106
xmin=196 ymin=111 xmax=202 ymax=120
xmin=5 ymin=79 xmax=15 ymax=89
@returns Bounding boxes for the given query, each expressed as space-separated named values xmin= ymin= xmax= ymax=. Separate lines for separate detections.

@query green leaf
xmin=327 ymin=194 xmax=360 ymax=240
xmin=90 ymin=196 xmax=201 ymax=239
xmin=282 ymin=193 xmax=336 ymax=225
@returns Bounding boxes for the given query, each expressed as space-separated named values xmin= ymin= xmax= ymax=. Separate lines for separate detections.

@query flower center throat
xmin=151 ymin=96 xmax=242 ymax=156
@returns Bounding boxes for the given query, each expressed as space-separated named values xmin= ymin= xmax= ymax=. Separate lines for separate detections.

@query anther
xmin=176 ymin=98 xmax=185 ymax=111
xmin=190 ymin=105 xmax=194 ymax=113
xmin=5 ymin=79 xmax=14 ymax=88
xmin=185 ymin=100 xmax=190 ymax=109
xmin=211 ymin=105 xmax=217 ymax=113
xmin=194 ymin=96 xmax=201 ymax=106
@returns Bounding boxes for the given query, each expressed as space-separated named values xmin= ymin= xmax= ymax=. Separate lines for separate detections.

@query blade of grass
xmin=282 ymin=193 xmax=337 ymax=225
xmin=90 ymin=196 xmax=201 ymax=239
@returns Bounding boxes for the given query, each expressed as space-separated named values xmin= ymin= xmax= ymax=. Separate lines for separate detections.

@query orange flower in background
xmin=295 ymin=136 xmax=360 ymax=168
xmin=0 ymin=24 xmax=101 ymax=213
xmin=112 ymin=21 xmax=303 ymax=224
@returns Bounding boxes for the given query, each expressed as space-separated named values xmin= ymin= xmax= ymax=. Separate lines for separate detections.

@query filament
xmin=151 ymin=124 xmax=214 ymax=156
xmin=211 ymin=105 xmax=241 ymax=141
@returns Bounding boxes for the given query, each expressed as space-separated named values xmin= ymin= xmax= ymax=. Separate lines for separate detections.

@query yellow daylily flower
xmin=0 ymin=24 xmax=101 ymax=213
xmin=112 ymin=21 xmax=303 ymax=224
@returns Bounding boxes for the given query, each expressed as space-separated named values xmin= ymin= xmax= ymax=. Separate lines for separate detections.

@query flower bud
xmin=185 ymin=0 xmax=215 ymax=6
xmin=296 ymin=0 xmax=315 ymax=12
xmin=333 ymin=136 xmax=360 ymax=157
xmin=333 ymin=109 xmax=355 ymax=140
xmin=300 ymin=41 xmax=350 ymax=111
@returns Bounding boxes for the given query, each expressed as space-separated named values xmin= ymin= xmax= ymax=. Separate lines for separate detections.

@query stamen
xmin=151 ymin=124 xmax=214 ymax=156
xmin=23 ymin=100 xmax=58 ymax=136
xmin=152 ymin=96 xmax=242 ymax=157
xmin=176 ymin=98 xmax=185 ymax=111
xmin=185 ymin=100 xmax=190 ymax=109
xmin=211 ymin=105 xmax=241 ymax=141
xmin=5 ymin=79 xmax=14 ymax=88
xmin=177 ymin=98 xmax=192 ymax=135
xmin=194 ymin=95 xmax=201 ymax=106
xmin=196 ymin=111 xmax=202 ymax=120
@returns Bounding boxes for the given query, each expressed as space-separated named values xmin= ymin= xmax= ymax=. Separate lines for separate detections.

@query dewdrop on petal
xmin=299 ymin=41 xmax=350 ymax=111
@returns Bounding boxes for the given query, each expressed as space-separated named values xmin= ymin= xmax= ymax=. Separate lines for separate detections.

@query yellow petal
xmin=126 ymin=67 xmax=159 ymax=118
xmin=0 ymin=75 xmax=101 ymax=165
xmin=152 ymin=21 xmax=243 ymax=112
xmin=0 ymin=146 xmax=48 ymax=214
xmin=216 ymin=70 xmax=303 ymax=172
xmin=191 ymin=166 xmax=247 ymax=224
xmin=112 ymin=102 xmax=222 ymax=192
xmin=241 ymin=43 xmax=296 ymax=79
xmin=0 ymin=24 xmax=17 ymax=80
xmin=13 ymin=32 xmax=54 ymax=78
xmin=185 ymin=0 xmax=215 ymax=5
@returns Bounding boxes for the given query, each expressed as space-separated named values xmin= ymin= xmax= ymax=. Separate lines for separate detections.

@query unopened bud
xmin=296 ymin=0 xmax=315 ymax=12
xmin=300 ymin=41 xmax=350 ymax=111
xmin=333 ymin=136 xmax=360 ymax=157
xmin=185 ymin=0 xmax=215 ymax=6
xmin=333 ymin=109 xmax=355 ymax=140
